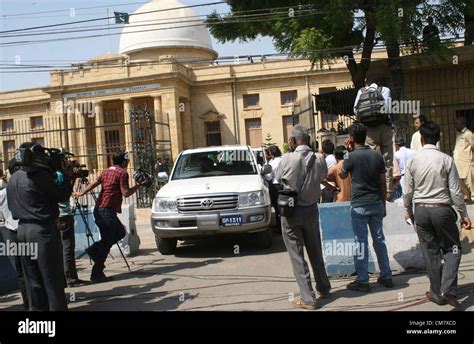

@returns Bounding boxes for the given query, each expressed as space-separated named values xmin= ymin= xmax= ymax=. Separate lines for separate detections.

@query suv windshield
xmin=172 ymin=149 xmax=258 ymax=180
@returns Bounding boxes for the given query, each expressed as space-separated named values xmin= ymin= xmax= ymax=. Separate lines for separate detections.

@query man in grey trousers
xmin=276 ymin=125 xmax=331 ymax=310
xmin=404 ymin=121 xmax=471 ymax=307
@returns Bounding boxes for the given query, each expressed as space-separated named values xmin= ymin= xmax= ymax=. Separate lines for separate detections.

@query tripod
xmin=72 ymin=176 xmax=131 ymax=272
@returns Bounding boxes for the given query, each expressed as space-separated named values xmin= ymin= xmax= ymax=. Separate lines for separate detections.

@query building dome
xmin=119 ymin=0 xmax=218 ymax=60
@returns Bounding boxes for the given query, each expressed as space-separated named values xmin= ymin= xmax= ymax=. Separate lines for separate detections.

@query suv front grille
xmin=177 ymin=194 xmax=239 ymax=212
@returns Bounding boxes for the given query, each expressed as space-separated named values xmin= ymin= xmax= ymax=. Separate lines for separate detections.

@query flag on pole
xmin=114 ymin=12 xmax=129 ymax=24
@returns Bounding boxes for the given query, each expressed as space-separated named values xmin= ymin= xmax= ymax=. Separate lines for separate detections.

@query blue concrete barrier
xmin=74 ymin=204 xmax=140 ymax=258
xmin=318 ymin=201 xmax=425 ymax=277
xmin=0 ymin=227 xmax=19 ymax=294
xmin=74 ymin=210 xmax=101 ymax=259
xmin=318 ymin=202 xmax=376 ymax=277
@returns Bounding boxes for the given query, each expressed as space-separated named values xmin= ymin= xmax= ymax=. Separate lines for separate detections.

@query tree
xmin=463 ymin=0 xmax=474 ymax=45
xmin=208 ymin=1 xmax=465 ymax=98
xmin=263 ymin=133 xmax=276 ymax=147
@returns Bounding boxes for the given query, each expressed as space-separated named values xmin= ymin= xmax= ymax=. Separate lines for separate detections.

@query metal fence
xmin=313 ymin=63 xmax=474 ymax=154
xmin=0 ymin=111 xmax=172 ymax=208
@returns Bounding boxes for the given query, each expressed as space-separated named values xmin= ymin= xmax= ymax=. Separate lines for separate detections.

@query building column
xmin=162 ymin=93 xmax=182 ymax=161
xmin=153 ymin=96 xmax=164 ymax=146
xmin=61 ymin=113 xmax=69 ymax=151
xmin=94 ymin=101 xmax=107 ymax=171
xmin=75 ymin=106 xmax=87 ymax=165
xmin=66 ymin=101 xmax=76 ymax=153
xmin=180 ymin=98 xmax=193 ymax=149
xmin=122 ymin=98 xmax=135 ymax=168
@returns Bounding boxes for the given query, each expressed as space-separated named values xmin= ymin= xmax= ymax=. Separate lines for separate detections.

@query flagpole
xmin=107 ymin=8 xmax=113 ymax=53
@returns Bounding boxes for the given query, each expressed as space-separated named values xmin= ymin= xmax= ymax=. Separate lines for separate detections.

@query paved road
xmin=2 ymin=221 xmax=473 ymax=311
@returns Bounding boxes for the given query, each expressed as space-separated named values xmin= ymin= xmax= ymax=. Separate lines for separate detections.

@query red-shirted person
xmin=74 ymin=151 xmax=144 ymax=283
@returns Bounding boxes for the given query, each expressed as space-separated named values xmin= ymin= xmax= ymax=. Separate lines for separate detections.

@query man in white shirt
xmin=0 ymin=162 xmax=28 ymax=309
xmin=394 ymin=137 xmax=415 ymax=195
xmin=265 ymin=146 xmax=283 ymax=229
xmin=411 ymin=115 xmax=440 ymax=151
xmin=404 ymin=122 xmax=471 ymax=307
xmin=453 ymin=116 xmax=474 ymax=202
xmin=411 ymin=115 xmax=427 ymax=151
xmin=321 ymin=140 xmax=336 ymax=202
xmin=353 ymin=81 xmax=394 ymax=199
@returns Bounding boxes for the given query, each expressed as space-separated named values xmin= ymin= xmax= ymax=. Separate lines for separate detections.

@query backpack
xmin=354 ymin=86 xmax=389 ymax=127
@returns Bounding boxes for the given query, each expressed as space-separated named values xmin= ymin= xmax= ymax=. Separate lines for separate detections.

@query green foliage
xmin=282 ymin=142 xmax=290 ymax=153
xmin=263 ymin=133 xmax=276 ymax=147
xmin=207 ymin=0 xmax=466 ymax=87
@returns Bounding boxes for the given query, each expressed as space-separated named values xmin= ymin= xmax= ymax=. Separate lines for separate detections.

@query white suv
xmin=151 ymin=145 xmax=273 ymax=255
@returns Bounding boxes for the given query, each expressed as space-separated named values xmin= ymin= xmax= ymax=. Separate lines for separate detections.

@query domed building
xmin=119 ymin=0 xmax=218 ymax=62
xmin=0 ymin=0 xmax=361 ymax=176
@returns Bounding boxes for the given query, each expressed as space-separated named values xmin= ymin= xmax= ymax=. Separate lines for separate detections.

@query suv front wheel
xmin=155 ymin=236 xmax=177 ymax=255
xmin=254 ymin=228 xmax=272 ymax=249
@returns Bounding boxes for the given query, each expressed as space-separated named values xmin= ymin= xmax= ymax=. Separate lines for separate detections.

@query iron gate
xmin=129 ymin=104 xmax=157 ymax=208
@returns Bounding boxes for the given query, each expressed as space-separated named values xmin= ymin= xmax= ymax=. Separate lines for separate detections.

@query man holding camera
xmin=57 ymin=162 xmax=85 ymax=288
xmin=74 ymin=151 xmax=144 ymax=283
xmin=276 ymin=125 xmax=331 ymax=310
xmin=7 ymin=142 xmax=73 ymax=311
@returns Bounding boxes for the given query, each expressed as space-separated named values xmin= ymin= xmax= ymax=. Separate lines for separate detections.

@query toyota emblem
xmin=201 ymin=199 xmax=214 ymax=209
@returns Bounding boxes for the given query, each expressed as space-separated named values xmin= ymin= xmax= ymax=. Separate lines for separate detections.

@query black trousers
xmin=415 ymin=206 xmax=462 ymax=298
xmin=87 ymin=207 xmax=126 ymax=278
xmin=57 ymin=215 xmax=79 ymax=283
xmin=17 ymin=222 xmax=68 ymax=311
xmin=0 ymin=227 xmax=29 ymax=310
xmin=268 ymin=183 xmax=283 ymax=227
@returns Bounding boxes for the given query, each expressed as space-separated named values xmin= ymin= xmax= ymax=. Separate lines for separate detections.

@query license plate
xmin=220 ymin=215 xmax=242 ymax=227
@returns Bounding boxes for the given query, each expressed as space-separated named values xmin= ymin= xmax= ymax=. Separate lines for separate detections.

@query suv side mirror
xmin=261 ymin=164 xmax=272 ymax=175
xmin=157 ymin=172 xmax=169 ymax=182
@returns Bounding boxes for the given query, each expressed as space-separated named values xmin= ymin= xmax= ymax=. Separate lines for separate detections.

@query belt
xmin=19 ymin=219 xmax=55 ymax=225
xmin=415 ymin=203 xmax=450 ymax=208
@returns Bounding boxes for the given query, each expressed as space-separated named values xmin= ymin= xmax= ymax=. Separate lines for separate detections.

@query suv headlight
xmin=153 ymin=197 xmax=178 ymax=212
xmin=238 ymin=191 xmax=269 ymax=208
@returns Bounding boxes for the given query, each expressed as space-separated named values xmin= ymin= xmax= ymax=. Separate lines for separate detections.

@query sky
xmin=0 ymin=0 xmax=278 ymax=92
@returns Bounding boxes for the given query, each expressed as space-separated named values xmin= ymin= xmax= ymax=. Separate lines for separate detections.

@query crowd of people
xmin=271 ymin=120 xmax=471 ymax=310
xmin=0 ymin=79 xmax=473 ymax=312
xmin=266 ymin=80 xmax=473 ymax=310
xmin=0 ymin=147 xmax=145 ymax=311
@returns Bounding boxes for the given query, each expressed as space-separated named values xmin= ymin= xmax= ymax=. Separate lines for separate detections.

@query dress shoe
xmin=292 ymin=298 xmax=319 ymax=310
xmin=67 ymin=279 xmax=87 ymax=288
xmin=90 ymin=275 xmax=113 ymax=284
xmin=347 ymin=281 xmax=371 ymax=292
xmin=441 ymin=292 xmax=461 ymax=307
xmin=377 ymin=277 xmax=394 ymax=288
xmin=425 ymin=291 xmax=447 ymax=306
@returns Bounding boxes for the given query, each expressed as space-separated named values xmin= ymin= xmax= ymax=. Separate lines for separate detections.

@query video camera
xmin=133 ymin=168 xmax=152 ymax=188
xmin=13 ymin=145 xmax=72 ymax=174
xmin=70 ymin=160 xmax=89 ymax=179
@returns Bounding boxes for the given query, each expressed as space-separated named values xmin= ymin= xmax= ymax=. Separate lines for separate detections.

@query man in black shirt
xmin=340 ymin=123 xmax=393 ymax=292
xmin=7 ymin=142 xmax=73 ymax=311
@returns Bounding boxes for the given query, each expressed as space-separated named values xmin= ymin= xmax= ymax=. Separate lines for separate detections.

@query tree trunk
xmin=342 ymin=10 xmax=377 ymax=90
xmin=465 ymin=0 xmax=474 ymax=45
xmin=386 ymin=40 xmax=403 ymax=101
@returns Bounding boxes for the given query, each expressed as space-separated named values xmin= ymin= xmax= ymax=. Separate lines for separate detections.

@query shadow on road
xmin=71 ymin=258 xmax=223 ymax=311
xmin=174 ymin=231 xmax=287 ymax=259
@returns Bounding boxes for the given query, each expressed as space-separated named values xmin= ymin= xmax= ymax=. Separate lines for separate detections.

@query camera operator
xmin=57 ymin=161 xmax=85 ymax=288
xmin=0 ymin=160 xmax=28 ymax=310
xmin=7 ymin=142 xmax=73 ymax=311
xmin=74 ymin=150 xmax=145 ymax=283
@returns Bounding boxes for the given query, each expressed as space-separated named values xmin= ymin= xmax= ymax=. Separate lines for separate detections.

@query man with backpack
xmin=353 ymin=80 xmax=394 ymax=199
